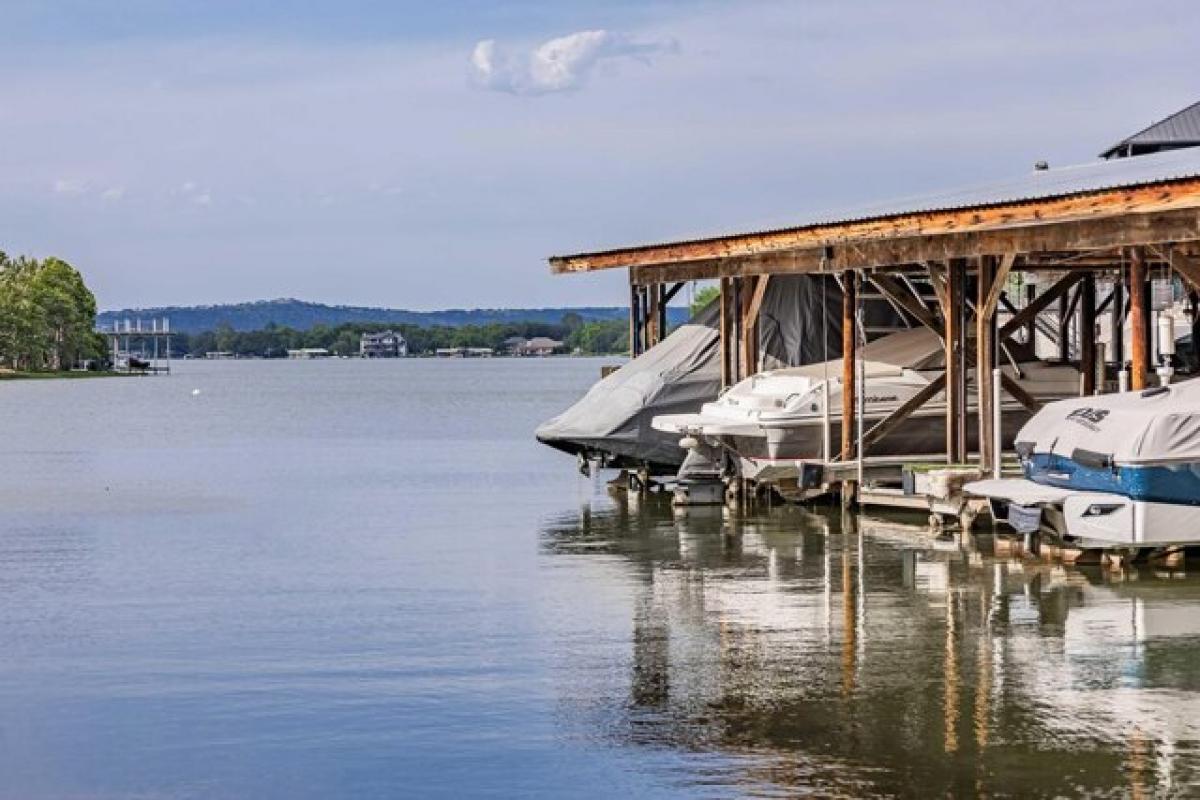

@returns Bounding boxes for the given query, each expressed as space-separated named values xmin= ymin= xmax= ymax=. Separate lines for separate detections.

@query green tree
xmin=690 ymin=285 xmax=720 ymax=317
xmin=0 ymin=253 xmax=100 ymax=370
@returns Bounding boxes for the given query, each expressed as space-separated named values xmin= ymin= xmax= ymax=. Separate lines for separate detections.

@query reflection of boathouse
xmin=540 ymin=496 xmax=1199 ymax=796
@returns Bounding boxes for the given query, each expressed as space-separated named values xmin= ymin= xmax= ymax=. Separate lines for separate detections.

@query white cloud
xmin=470 ymin=30 xmax=679 ymax=96
xmin=53 ymin=178 xmax=89 ymax=196
xmin=179 ymin=181 xmax=198 ymax=194
xmin=100 ymin=186 xmax=125 ymax=202
xmin=193 ymin=192 xmax=212 ymax=206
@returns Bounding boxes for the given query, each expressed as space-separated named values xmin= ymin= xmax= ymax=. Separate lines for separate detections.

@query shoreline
xmin=0 ymin=370 xmax=130 ymax=381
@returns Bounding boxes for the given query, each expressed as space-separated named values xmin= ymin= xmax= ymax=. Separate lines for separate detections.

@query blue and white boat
xmin=967 ymin=379 xmax=1200 ymax=548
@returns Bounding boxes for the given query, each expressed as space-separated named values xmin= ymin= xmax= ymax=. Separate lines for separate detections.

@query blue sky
xmin=2 ymin=0 xmax=1199 ymax=310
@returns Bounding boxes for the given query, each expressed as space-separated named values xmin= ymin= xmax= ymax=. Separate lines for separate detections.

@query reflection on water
xmin=541 ymin=491 xmax=1200 ymax=798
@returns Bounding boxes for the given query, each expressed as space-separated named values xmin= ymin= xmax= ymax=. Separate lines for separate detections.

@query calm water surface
xmin=0 ymin=359 xmax=1198 ymax=798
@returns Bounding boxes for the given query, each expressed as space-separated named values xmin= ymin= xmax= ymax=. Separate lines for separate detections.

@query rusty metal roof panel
xmin=557 ymin=146 xmax=1200 ymax=260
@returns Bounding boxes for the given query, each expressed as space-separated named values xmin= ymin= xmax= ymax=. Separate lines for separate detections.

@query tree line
xmin=174 ymin=315 xmax=632 ymax=357
xmin=0 ymin=252 xmax=104 ymax=371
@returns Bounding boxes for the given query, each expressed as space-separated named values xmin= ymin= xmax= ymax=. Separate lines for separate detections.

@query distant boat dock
xmin=97 ymin=317 xmax=172 ymax=374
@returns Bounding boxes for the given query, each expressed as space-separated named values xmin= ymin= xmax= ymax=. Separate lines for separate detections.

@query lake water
xmin=0 ymin=358 xmax=1198 ymax=798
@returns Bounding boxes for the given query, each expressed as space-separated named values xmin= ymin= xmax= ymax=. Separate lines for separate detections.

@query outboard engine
xmin=672 ymin=435 xmax=726 ymax=506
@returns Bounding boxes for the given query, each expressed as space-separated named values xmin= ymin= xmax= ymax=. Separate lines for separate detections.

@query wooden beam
xmin=719 ymin=278 xmax=731 ymax=387
xmin=977 ymin=256 xmax=997 ymax=472
xmin=739 ymin=277 xmax=758 ymax=379
xmin=1001 ymin=373 xmax=1042 ymax=412
xmin=1080 ymin=275 xmax=1097 ymax=395
xmin=661 ymin=281 xmax=685 ymax=306
xmin=1130 ymin=247 xmax=1149 ymax=390
xmin=928 ymin=262 xmax=950 ymax=319
xmin=981 ymin=253 xmax=1017 ymax=318
xmin=1058 ymin=289 xmax=1072 ymax=362
xmin=998 ymin=273 xmax=1084 ymax=340
xmin=870 ymin=273 xmax=941 ymax=334
xmin=1170 ymin=249 xmax=1200 ymax=292
xmin=629 ymin=282 xmax=639 ymax=357
xmin=552 ymin=178 xmax=1200 ymax=274
xmin=841 ymin=271 xmax=858 ymax=463
xmin=1111 ymin=279 xmax=1125 ymax=367
xmin=745 ymin=275 xmax=770 ymax=329
xmin=945 ymin=259 xmax=967 ymax=464
xmin=611 ymin=206 xmax=1200 ymax=283
xmin=860 ymin=375 xmax=947 ymax=451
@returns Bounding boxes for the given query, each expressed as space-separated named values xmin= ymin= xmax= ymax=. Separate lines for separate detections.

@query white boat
xmin=652 ymin=328 xmax=1083 ymax=482
xmin=966 ymin=378 xmax=1200 ymax=548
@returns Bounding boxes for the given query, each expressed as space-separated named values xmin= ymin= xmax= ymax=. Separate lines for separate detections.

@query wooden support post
xmin=1025 ymin=284 xmax=1037 ymax=348
xmin=1111 ymin=278 xmax=1125 ymax=369
xmin=646 ymin=284 xmax=657 ymax=349
xmin=976 ymin=256 xmax=996 ymax=472
xmin=945 ymin=259 xmax=967 ymax=464
xmin=841 ymin=271 xmax=858 ymax=464
xmin=1080 ymin=274 xmax=1097 ymax=395
xmin=1130 ymin=247 xmax=1149 ymax=390
xmin=718 ymin=278 xmax=731 ymax=387
xmin=731 ymin=277 xmax=743 ymax=382
xmin=739 ymin=276 xmax=769 ymax=379
xmin=633 ymin=283 xmax=643 ymax=355
xmin=656 ymin=283 xmax=668 ymax=344
xmin=1057 ymin=291 xmax=1071 ymax=362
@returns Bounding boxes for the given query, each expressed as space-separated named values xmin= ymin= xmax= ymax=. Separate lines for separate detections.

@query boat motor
xmin=1157 ymin=312 xmax=1176 ymax=386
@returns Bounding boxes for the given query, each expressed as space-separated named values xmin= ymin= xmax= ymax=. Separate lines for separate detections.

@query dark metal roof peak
xmin=1101 ymin=99 xmax=1200 ymax=159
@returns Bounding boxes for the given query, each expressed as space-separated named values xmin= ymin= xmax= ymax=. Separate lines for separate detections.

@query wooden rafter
xmin=1001 ymin=373 xmax=1042 ymax=412
xmin=860 ymin=375 xmax=947 ymax=451
xmin=998 ymin=273 xmax=1084 ymax=340
xmin=981 ymin=253 xmax=1017 ymax=318
xmin=869 ymin=273 xmax=940 ymax=335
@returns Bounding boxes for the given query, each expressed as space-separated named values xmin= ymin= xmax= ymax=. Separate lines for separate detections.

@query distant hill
xmin=98 ymin=298 xmax=690 ymax=334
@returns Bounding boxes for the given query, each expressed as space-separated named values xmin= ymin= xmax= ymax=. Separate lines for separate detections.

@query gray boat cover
xmin=536 ymin=275 xmax=845 ymax=469
xmin=1016 ymin=378 xmax=1200 ymax=465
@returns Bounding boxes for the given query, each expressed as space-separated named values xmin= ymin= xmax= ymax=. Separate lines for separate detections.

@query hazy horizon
xmin=3 ymin=0 xmax=1198 ymax=311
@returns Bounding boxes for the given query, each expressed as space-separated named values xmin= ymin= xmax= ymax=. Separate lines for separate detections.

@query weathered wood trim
xmin=1130 ymin=247 xmax=1149 ymax=390
xmin=552 ymin=179 xmax=1200 ymax=274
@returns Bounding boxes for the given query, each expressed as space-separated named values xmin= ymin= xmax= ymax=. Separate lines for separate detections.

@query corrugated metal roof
xmin=558 ymin=146 xmax=1200 ymax=261
xmin=1101 ymin=100 xmax=1200 ymax=157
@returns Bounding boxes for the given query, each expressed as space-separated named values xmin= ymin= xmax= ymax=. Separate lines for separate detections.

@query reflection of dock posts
xmin=943 ymin=587 xmax=959 ymax=753
xmin=840 ymin=270 xmax=858 ymax=508
xmin=840 ymin=509 xmax=857 ymax=698
xmin=1130 ymin=247 xmax=1149 ymax=390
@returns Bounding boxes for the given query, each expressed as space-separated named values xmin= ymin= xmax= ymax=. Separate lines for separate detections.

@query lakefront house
xmin=360 ymin=330 xmax=408 ymax=358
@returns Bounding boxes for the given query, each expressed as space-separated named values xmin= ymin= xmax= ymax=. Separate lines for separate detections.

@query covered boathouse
xmin=549 ymin=118 xmax=1200 ymax=499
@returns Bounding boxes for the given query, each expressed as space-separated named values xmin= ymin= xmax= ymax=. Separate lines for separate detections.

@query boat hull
xmin=718 ymin=407 xmax=1034 ymax=479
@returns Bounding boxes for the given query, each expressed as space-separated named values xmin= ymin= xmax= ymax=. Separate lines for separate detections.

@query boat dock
xmin=98 ymin=317 xmax=173 ymax=374
xmin=546 ymin=126 xmax=1200 ymax=557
